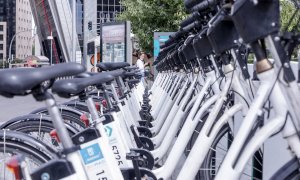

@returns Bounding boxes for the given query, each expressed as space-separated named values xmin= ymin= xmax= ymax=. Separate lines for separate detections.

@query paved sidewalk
xmin=0 ymin=95 xmax=67 ymax=124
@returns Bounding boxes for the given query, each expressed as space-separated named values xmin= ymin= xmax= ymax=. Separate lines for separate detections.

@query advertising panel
xmin=101 ymin=22 xmax=126 ymax=63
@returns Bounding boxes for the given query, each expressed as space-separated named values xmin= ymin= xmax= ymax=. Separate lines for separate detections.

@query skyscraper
xmin=0 ymin=0 xmax=33 ymax=62
xmin=30 ymin=0 xmax=82 ymax=64
xmin=97 ymin=0 xmax=123 ymax=35
xmin=28 ymin=0 xmax=123 ymax=64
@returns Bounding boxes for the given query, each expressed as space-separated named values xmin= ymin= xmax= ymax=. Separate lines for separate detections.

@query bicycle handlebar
xmin=180 ymin=12 xmax=201 ymax=28
xmin=160 ymin=30 xmax=184 ymax=49
xmin=184 ymin=0 xmax=202 ymax=11
xmin=161 ymin=19 xmax=200 ymax=50
xmin=160 ymin=0 xmax=217 ymax=51
xmin=182 ymin=21 xmax=201 ymax=32
xmin=186 ymin=0 xmax=217 ymax=13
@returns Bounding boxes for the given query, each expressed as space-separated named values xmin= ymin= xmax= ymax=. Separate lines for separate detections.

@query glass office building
xmin=0 ymin=0 xmax=15 ymax=60
xmin=70 ymin=0 xmax=84 ymax=54
xmin=29 ymin=0 xmax=123 ymax=63
xmin=97 ymin=0 xmax=123 ymax=35
xmin=30 ymin=0 xmax=82 ymax=63
xmin=73 ymin=0 xmax=123 ymax=45
xmin=0 ymin=0 xmax=32 ymax=61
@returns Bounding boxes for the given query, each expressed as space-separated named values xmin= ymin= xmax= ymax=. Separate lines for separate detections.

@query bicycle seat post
xmin=33 ymin=87 xmax=88 ymax=179
xmin=34 ymin=89 xmax=74 ymax=149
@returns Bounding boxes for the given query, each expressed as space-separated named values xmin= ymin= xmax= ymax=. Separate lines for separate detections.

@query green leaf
xmin=118 ymin=0 xmax=187 ymax=53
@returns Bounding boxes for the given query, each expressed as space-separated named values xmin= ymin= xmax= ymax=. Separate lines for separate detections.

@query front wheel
xmin=200 ymin=123 xmax=263 ymax=180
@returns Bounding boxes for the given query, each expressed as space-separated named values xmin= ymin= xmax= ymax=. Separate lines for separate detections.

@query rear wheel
xmin=4 ymin=120 xmax=78 ymax=151
xmin=199 ymin=123 xmax=263 ymax=180
xmin=270 ymin=157 xmax=300 ymax=180
xmin=34 ymin=109 xmax=85 ymax=131
xmin=0 ymin=130 xmax=54 ymax=179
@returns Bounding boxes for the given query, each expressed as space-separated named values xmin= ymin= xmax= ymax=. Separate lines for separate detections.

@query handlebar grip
xmin=190 ymin=0 xmax=216 ymax=12
xmin=160 ymin=30 xmax=185 ymax=49
xmin=161 ymin=43 xmax=177 ymax=53
xmin=180 ymin=12 xmax=201 ymax=28
xmin=182 ymin=21 xmax=201 ymax=32
xmin=161 ymin=38 xmax=175 ymax=49
xmin=184 ymin=0 xmax=203 ymax=11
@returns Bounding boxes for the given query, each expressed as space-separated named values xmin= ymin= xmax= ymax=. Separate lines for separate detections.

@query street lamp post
xmin=8 ymin=28 xmax=36 ymax=64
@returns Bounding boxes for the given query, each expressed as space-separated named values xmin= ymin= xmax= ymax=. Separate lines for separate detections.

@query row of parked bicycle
xmin=1 ymin=0 xmax=300 ymax=179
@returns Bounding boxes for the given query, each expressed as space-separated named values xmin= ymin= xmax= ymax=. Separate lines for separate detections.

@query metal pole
xmin=50 ymin=31 xmax=53 ymax=65
xmin=8 ymin=29 xmax=35 ymax=66
xmin=8 ymin=34 xmax=17 ymax=63
xmin=72 ymin=0 xmax=76 ymax=62
xmin=83 ymin=0 xmax=87 ymax=66
xmin=94 ymin=40 xmax=97 ymax=72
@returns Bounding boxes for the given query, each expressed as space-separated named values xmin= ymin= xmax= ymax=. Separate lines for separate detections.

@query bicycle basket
xmin=193 ymin=32 xmax=213 ymax=59
xmin=207 ymin=16 xmax=239 ymax=55
xmin=231 ymin=0 xmax=280 ymax=43
xmin=182 ymin=36 xmax=197 ymax=62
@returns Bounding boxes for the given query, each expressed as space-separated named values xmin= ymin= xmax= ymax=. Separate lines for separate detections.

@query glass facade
xmin=97 ymin=0 xmax=123 ymax=35
xmin=69 ymin=0 xmax=84 ymax=53
xmin=73 ymin=0 xmax=123 ymax=58
xmin=29 ymin=0 xmax=123 ymax=63
xmin=33 ymin=0 xmax=63 ymax=64
xmin=76 ymin=0 xmax=84 ymax=54
xmin=0 ymin=0 xmax=16 ymax=57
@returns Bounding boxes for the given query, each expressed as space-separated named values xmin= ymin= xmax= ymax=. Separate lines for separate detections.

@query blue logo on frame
xmin=105 ymin=126 xmax=113 ymax=137
xmin=80 ymin=143 xmax=104 ymax=164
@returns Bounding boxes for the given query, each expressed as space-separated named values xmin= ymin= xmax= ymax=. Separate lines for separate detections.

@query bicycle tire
xmin=200 ymin=124 xmax=263 ymax=180
xmin=200 ymin=123 xmax=233 ymax=179
xmin=32 ymin=108 xmax=85 ymax=130
xmin=3 ymin=119 xmax=78 ymax=150
xmin=270 ymin=157 xmax=300 ymax=180
xmin=64 ymin=100 xmax=90 ymax=113
xmin=0 ymin=130 xmax=55 ymax=179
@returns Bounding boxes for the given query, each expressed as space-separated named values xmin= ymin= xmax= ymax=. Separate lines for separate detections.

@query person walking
xmin=136 ymin=52 xmax=149 ymax=85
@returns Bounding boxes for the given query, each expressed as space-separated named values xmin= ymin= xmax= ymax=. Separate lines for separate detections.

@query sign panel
xmin=153 ymin=32 xmax=174 ymax=60
xmin=101 ymin=22 xmax=126 ymax=63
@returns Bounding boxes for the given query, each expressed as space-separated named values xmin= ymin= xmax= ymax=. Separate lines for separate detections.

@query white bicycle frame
xmin=152 ymin=70 xmax=221 ymax=179
xmin=151 ymin=74 xmax=195 ymax=146
xmin=152 ymin=74 xmax=185 ymax=129
xmin=176 ymin=61 xmax=252 ymax=179
xmin=151 ymin=73 xmax=187 ymax=134
xmin=45 ymin=98 xmax=89 ymax=180
xmin=214 ymin=36 xmax=300 ymax=179
xmin=82 ymin=97 xmax=125 ymax=179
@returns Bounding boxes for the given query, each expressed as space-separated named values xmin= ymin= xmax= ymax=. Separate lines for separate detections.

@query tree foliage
xmin=280 ymin=0 xmax=300 ymax=32
xmin=118 ymin=0 xmax=187 ymax=53
xmin=118 ymin=0 xmax=299 ymax=53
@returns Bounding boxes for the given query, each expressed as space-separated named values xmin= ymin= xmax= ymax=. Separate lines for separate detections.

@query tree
xmin=118 ymin=0 xmax=187 ymax=53
xmin=119 ymin=0 xmax=299 ymax=54
xmin=280 ymin=0 xmax=300 ymax=32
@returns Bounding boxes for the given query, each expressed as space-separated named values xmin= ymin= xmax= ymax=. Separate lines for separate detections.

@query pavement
xmin=0 ymin=95 xmax=67 ymax=124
